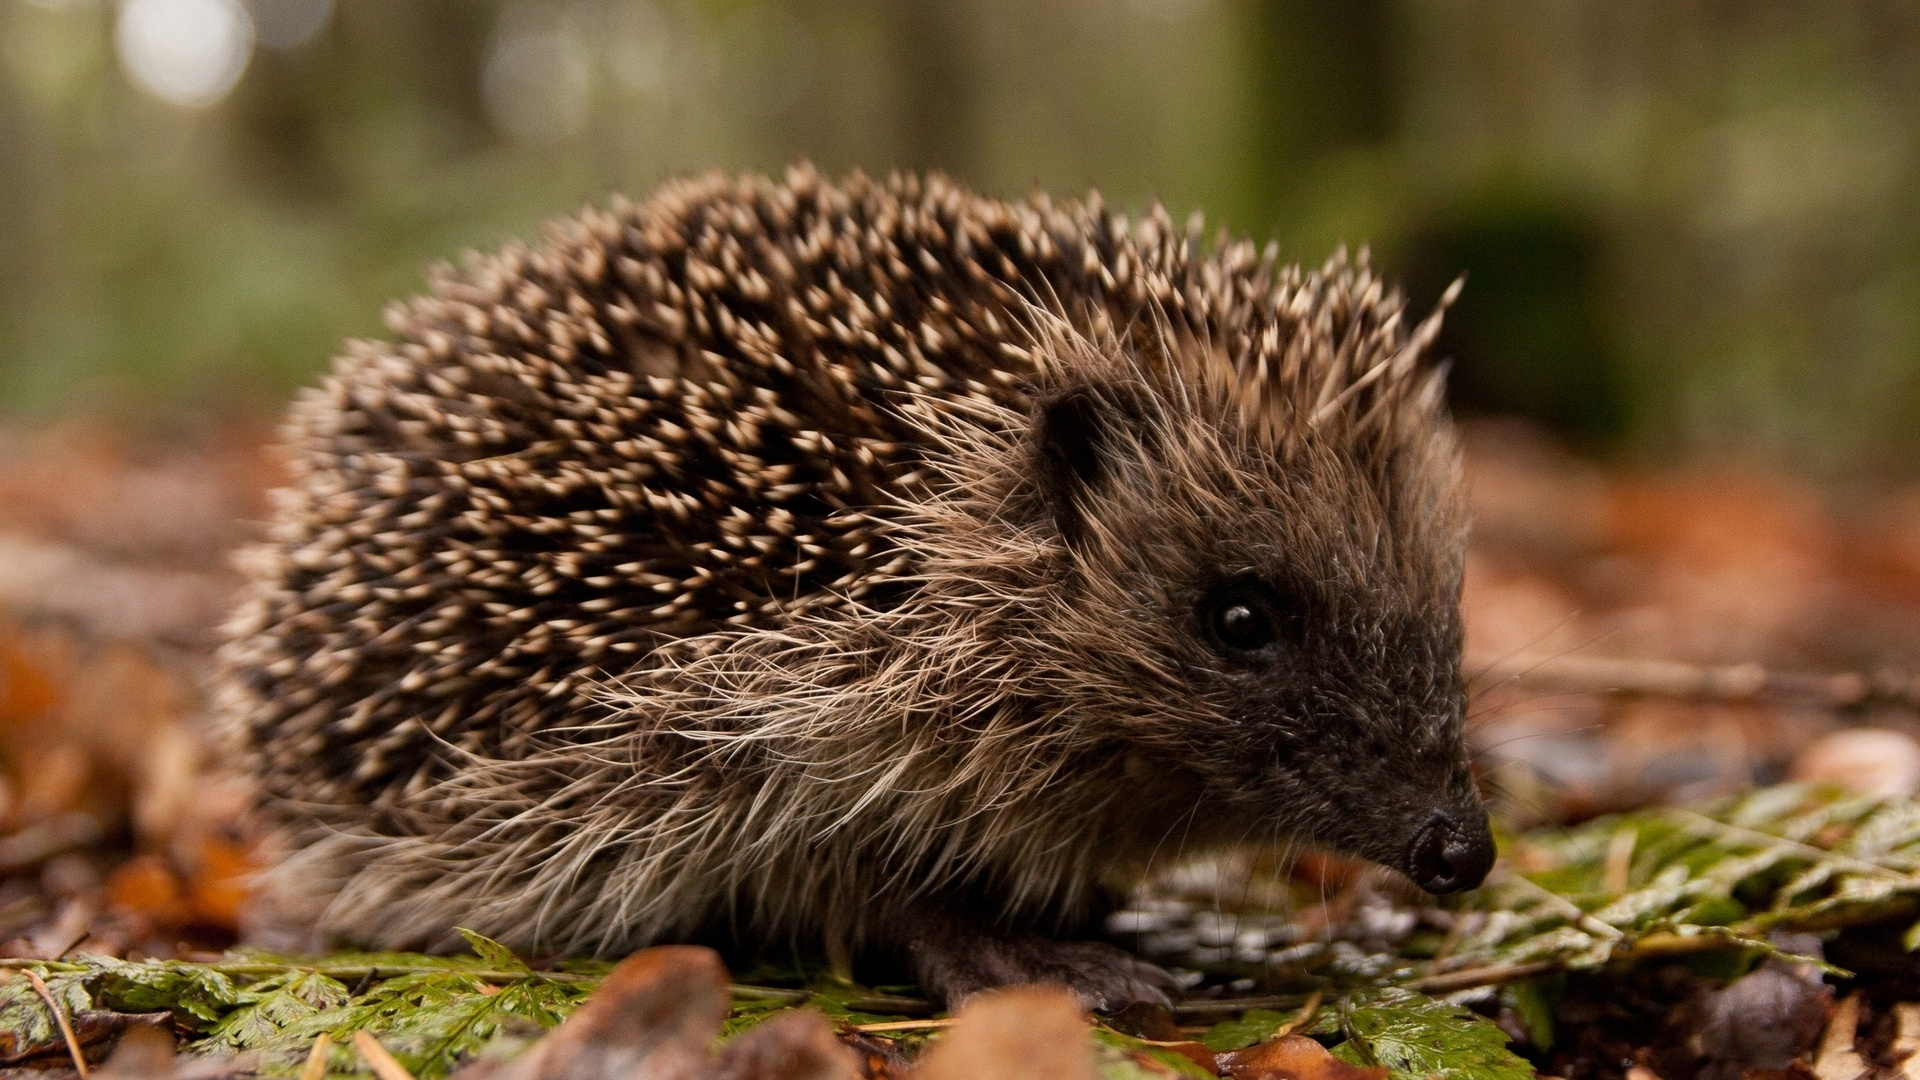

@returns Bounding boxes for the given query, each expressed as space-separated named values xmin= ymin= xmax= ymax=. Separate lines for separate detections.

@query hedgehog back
xmin=222 ymin=168 xmax=1197 ymax=807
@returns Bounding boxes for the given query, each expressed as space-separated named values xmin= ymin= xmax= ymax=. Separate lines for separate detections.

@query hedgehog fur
xmin=216 ymin=164 xmax=1489 ymax=1008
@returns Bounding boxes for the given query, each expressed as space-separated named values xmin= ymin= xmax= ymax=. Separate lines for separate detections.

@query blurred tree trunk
xmin=1236 ymin=0 xmax=1399 ymax=232
xmin=884 ymin=0 xmax=976 ymax=174
xmin=217 ymin=0 xmax=500 ymax=206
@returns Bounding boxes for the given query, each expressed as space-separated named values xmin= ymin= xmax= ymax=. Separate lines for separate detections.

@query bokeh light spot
xmin=115 ymin=0 xmax=253 ymax=108
xmin=483 ymin=3 xmax=593 ymax=144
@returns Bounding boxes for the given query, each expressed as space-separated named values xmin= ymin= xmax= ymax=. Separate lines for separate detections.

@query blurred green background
xmin=4 ymin=0 xmax=1919 ymax=473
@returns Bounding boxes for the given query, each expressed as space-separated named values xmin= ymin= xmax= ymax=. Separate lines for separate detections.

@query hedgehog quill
xmin=217 ymin=166 xmax=1493 ymax=1009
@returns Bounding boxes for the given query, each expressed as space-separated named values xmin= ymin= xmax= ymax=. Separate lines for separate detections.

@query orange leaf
xmin=186 ymin=837 xmax=257 ymax=931
xmin=106 ymin=855 xmax=190 ymax=926
xmin=1216 ymin=1034 xmax=1387 ymax=1080
xmin=0 ymin=640 xmax=58 ymax=726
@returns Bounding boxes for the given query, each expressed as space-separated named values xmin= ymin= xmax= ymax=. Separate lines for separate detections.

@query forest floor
xmin=0 ymin=416 xmax=1918 ymax=1078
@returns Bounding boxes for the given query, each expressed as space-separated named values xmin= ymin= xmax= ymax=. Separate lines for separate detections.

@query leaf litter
xmin=2 ymin=423 xmax=1920 ymax=1076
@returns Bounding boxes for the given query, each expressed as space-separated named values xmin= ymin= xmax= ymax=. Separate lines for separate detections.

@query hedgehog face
xmin=1032 ymin=380 xmax=1492 ymax=895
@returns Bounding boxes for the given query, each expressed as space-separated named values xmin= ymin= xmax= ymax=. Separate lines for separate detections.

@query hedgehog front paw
xmin=909 ymin=932 xmax=1177 ymax=1013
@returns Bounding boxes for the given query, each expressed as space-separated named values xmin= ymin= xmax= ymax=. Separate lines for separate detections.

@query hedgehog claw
xmin=909 ymin=931 xmax=1177 ymax=1013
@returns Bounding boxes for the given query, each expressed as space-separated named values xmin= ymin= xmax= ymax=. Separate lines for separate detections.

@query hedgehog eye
xmin=1215 ymin=602 xmax=1271 ymax=651
xmin=1200 ymin=579 xmax=1301 ymax=662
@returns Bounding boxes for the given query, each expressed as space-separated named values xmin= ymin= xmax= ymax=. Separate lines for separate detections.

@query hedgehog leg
xmin=900 ymin=908 xmax=1177 ymax=1012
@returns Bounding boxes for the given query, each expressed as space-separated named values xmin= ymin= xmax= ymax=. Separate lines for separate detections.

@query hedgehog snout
xmin=1403 ymin=805 xmax=1495 ymax=894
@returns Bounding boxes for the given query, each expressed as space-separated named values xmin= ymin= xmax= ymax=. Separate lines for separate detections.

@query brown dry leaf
xmin=1792 ymin=728 xmax=1920 ymax=800
xmin=184 ymin=836 xmax=256 ymax=932
xmin=1108 ymin=1002 xmax=1186 ymax=1042
xmin=1890 ymin=1003 xmax=1920 ymax=1080
xmin=0 ymin=626 xmax=198 ymax=839
xmin=105 ymin=854 xmax=190 ymax=928
xmin=912 ymin=985 xmax=1095 ymax=1080
xmin=1215 ymin=1034 xmax=1386 ymax=1080
xmin=0 ymin=1007 xmax=170 ymax=1070
xmin=1603 ymin=470 xmax=1836 ymax=659
xmin=835 ymin=1030 xmax=914 ymax=1080
xmin=451 ymin=945 xmax=733 ymax=1080
xmin=1809 ymin=993 xmax=1869 ymax=1080
xmin=0 ymin=635 xmax=59 ymax=728
xmin=93 ymin=1023 xmax=175 ymax=1078
xmin=714 ymin=1010 xmax=861 ymax=1080
xmin=1149 ymin=1040 xmax=1220 ymax=1075
xmin=1677 ymin=953 xmax=1832 ymax=1080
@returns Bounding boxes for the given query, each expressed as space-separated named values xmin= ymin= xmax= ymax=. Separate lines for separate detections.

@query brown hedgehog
xmin=216 ymin=164 xmax=1491 ymax=1009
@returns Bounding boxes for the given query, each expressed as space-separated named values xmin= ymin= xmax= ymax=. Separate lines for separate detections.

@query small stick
xmin=353 ymin=1031 xmax=416 ymax=1080
xmin=298 ymin=1033 xmax=333 ymax=1080
xmin=1603 ymin=825 xmax=1638 ymax=894
xmin=1501 ymin=871 xmax=1624 ymax=941
xmin=1172 ymin=994 xmax=1313 ymax=1018
xmin=853 ymin=1017 xmax=957 ymax=1034
xmin=24 ymin=969 xmax=86 ymax=1077
xmin=1275 ymin=989 xmax=1324 ymax=1038
xmin=1470 ymin=652 xmax=1920 ymax=712
xmin=1403 ymin=959 xmax=1559 ymax=994
xmin=1430 ymin=913 xmax=1475 ymax=968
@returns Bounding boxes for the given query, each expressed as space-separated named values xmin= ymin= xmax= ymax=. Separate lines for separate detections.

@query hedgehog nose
xmin=1406 ymin=810 xmax=1495 ymax=894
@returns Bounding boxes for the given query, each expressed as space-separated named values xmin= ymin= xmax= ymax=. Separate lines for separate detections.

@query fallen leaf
xmin=106 ymin=855 xmax=189 ymax=927
xmin=1793 ymin=729 xmax=1920 ymax=800
xmin=913 ymin=985 xmax=1096 ymax=1080
xmin=184 ymin=837 xmax=255 ymax=931
xmin=94 ymin=1023 xmax=174 ymax=1078
xmin=1216 ymin=1035 xmax=1385 ymax=1080
xmin=1109 ymin=1002 xmax=1186 ymax=1042
xmin=1890 ymin=1003 xmax=1920 ymax=1080
xmin=713 ymin=1009 xmax=859 ymax=1080
xmin=1678 ymin=954 xmax=1832 ymax=1080
xmin=451 ymin=945 xmax=729 ymax=1080
xmin=0 ymin=637 xmax=58 ymax=727
xmin=1810 ymin=994 xmax=1869 ymax=1080
xmin=834 ymin=1030 xmax=913 ymax=1080
xmin=1134 ymin=1038 xmax=1219 ymax=1075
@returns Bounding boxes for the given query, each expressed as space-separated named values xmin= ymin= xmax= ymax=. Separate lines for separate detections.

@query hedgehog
xmin=216 ymin=164 xmax=1492 ymax=1010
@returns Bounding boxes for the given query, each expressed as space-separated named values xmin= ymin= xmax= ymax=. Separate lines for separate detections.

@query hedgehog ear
xmin=1034 ymin=387 xmax=1129 ymax=545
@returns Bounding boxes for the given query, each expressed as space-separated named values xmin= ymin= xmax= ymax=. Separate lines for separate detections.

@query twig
xmin=24 ymin=969 xmax=87 ymax=1077
xmin=1603 ymin=826 xmax=1638 ymax=894
xmin=1276 ymin=990 xmax=1323 ymax=1038
xmin=298 ymin=1033 xmax=332 ymax=1080
xmin=354 ymin=1031 xmax=416 ymax=1080
xmin=1171 ymin=994 xmax=1313 ymax=1018
xmin=1402 ymin=960 xmax=1559 ymax=994
xmin=1500 ymin=870 xmax=1625 ymax=940
xmin=727 ymin=984 xmax=932 ymax=1014
xmin=1430 ymin=913 xmax=1473 ymax=968
xmin=1469 ymin=652 xmax=1920 ymax=712
xmin=853 ymin=1017 xmax=956 ymax=1033
xmin=838 ymin=994 xmax=935 ymax=1015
